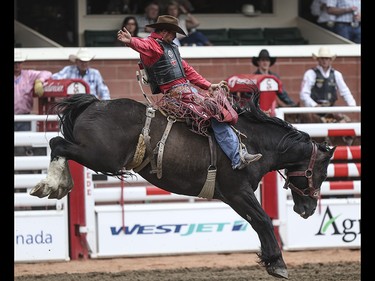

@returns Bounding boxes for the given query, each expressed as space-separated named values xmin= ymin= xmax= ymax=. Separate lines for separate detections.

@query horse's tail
xmin=53 ymin=94 xmax=99 ymax=142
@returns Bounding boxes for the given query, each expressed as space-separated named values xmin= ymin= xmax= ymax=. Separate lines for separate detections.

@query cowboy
xmin=14 ymin=49 xmax=52 ymax=131
xmin=299 ymin=47 xmax=356 ymax=107
xmin=51 ymin=48 xmax=111 ymax=100
xmin=252 ymin=49 xmax=297 ymax=107
xmin=117 ymin=15 xmax=261 ymax=170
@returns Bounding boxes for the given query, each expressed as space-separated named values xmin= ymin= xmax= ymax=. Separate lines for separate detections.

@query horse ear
xmin=320 ymin=141 xmax=336 ymax=156
xmin=328 ymin=145 xmax=337 ymax=156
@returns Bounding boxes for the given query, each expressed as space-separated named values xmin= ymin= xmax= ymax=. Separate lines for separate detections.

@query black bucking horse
xmin=30 ymin=90 xmax=335 ymax=279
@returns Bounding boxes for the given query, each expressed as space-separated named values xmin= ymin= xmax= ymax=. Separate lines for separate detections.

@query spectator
xmin=310 ymin=0 xmax=336 ymax=32
xmin=51 ymin=48 xmax=111 ymax=100
xmin=117 ymin=15 xmax=262 ymax=169
xmin=326 ymin=0 xmax=361 ymax=43
xmin=116 ymin=16 xmax=139 ymax=47
xmin=252 ymin=49 xmax=297 ymax=107
xmin=299 ymin=46 xmax=356 ymax=107
xmin=121 ymin=16 xmax=139 ymax=37
xmin=166 ymin=0 xmax=212 ymax=46
xmin=136 ymin=1 xmax=160 ymax=37
xmin=14 ymin=49 xmax=52 ymax=131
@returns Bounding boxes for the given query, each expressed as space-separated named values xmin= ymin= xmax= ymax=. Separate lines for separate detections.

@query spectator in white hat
xmin=300 ymin=46 xmax=356 ymax=107
xmin=51 ymin=48 xmax=111 ymax=100
xmin=14 ymin=49 xmax=52 ymax=131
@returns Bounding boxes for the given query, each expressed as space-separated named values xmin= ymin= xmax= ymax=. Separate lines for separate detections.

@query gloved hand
xmin=208 ymin=80 xmax=229 ymax=93
xmin=34 ymin=80 xmax=44 ymax=97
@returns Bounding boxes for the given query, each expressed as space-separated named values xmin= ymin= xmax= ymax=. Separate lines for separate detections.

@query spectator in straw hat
xmin=14 ymin=49 xmax=52 ymax=131
xmin=117 ymin=15 xmax=262 ymax=170
xmin=300 ymin=46 xmax=356 ymax=107
xmin=51 ymin=48 xmax=111 ymax=100
xmin=252 ymin=49 xmax=297 ymax=107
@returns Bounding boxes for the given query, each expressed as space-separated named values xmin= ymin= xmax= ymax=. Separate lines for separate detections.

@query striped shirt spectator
xmin=51 ymin=48 xmax=111 ymax=100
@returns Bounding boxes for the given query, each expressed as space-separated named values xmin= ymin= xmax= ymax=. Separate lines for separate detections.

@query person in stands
xmin=14 ymin=49 xmax=52 ymax=131
xmin=51 ymin=48 xmax=111 ymax=100
xmin=252 ymin=49 xmax=297 ymax=107
xmin=310 ymin=0 xmax=336 ymax=32
xmin=117 ymin=15 xmax=262 ymax=170
xmin=326 ymin=0 xmax=361 ymax=43
xmin=299 ymin=46 xmax=356 ymax=107
xmin=166 ymin=0 xmax=212 ymax=46
xmin=136 ymin=1 xmax=160 ymax=37
xmin=121 ymin=16 xmax=139 ymax=37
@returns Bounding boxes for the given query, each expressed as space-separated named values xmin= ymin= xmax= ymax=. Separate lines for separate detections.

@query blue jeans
xmin=333 ymin=23 xmax=361 ymax=44
xmin=210 ymin=118 xmax=241 ymax=168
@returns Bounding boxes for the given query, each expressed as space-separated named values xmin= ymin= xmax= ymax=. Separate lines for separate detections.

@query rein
xmin=277 ymin=142 xmax=320 ymax=199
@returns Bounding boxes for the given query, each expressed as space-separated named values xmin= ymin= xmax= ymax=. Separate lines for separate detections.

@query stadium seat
xmin=84 ymin=30 xmax=118 ymax=47
xmin=228 ymin=28 xmax=268 ymax=45
xmin=196 ymin=28 xmax=234 ymax=45
xmin=263 ymin=27 xmax=308 ymax=45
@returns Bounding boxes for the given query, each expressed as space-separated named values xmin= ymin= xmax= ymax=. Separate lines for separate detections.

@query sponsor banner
xmin=281 ymin=199 xmax=361 ymax=250
xmin=15 ymin=211 xmax=69 ymax=262
xmin=95 ymin=202 xmax=261 ymax=257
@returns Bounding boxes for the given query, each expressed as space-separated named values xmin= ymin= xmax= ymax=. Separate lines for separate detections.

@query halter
xmin=279 ymin=142 xmax=320 ymax=199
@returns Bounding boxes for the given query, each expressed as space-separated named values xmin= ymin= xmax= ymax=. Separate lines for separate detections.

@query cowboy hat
xmin=242 ymin=4 xmax=261 ymax=17
xmin=69 ymin=48 xmax=95 ymax=62
xmin=146 ymin=15 xmax=187 ymax=36
xmin=312 ymin=47 xmax=336 ymax=60
xmin=252 ymin=49 xmax=276 ymax=67
xmin=14 ymin=49 xmax=27 ymax=62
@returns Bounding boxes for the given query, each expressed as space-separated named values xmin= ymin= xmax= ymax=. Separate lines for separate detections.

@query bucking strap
xmin=133 ymin=107 xmax=156 ymax=173
xmin=151 ymin=115 xmax=176 ymax=179
xmin=198 ymin=135 xmax=217 ymax=199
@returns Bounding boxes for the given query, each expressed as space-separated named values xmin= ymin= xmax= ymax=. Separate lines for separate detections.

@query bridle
xmin=278 ymin=142 xmax=320 ymax=199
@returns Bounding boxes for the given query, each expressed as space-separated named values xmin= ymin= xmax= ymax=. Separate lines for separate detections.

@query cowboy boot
xmin=237 ymin=152 xmax=262 ymax=170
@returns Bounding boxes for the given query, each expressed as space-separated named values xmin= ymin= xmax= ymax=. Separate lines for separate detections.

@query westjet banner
xmin=95 ymin=202 xmax=261 ymax=257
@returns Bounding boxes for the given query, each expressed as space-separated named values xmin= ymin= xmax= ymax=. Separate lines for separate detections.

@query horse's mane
xmin=241 ymin=90 xmax=311 ymax=154
xmin=52 ymin=94 xmax=100 ymax=142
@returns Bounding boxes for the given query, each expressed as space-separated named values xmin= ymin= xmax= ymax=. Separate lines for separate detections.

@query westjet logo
xmin=110 ymin=220 xmax=248 ymax=236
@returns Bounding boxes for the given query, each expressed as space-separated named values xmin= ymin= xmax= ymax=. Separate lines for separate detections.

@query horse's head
xmin=284 ymin=142 xmax=336 ymax=219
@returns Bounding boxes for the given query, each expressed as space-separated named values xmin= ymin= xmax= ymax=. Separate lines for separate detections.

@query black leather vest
xmin=311 ymin=67 xmax=337 ymax=105
xmin=142 ymin=40 xmax=185 ymax=94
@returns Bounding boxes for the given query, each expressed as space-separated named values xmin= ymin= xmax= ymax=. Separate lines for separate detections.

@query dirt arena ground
xmin=15 ymin=248 xmax=360 ymax=281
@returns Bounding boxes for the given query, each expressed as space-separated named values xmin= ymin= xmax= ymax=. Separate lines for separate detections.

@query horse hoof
xmin=267 ymin=267 xmax=289 ymax=279
xmin=48 ymin=187 xmax=71 ymax=199
xmin=29 ymin=183 xmax=50 ymax=198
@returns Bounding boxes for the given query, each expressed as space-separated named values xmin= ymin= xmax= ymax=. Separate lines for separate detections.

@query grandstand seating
xmin=84 ymin=30 xmax=118 ymax=47
xmin=227 ymin=28 xmax=268 ymax=45
xmin=196 ymin=28 xmax=234 ymax=45
xmin=263 ymin=27 xmax=308 ymax=45
xmin=196 ymin=27 xmax=307 ymax=46
xmin=83 ymin=27 xmax=308 ymax=47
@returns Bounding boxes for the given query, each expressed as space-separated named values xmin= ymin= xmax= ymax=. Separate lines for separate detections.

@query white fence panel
xmin=14 ymin=125 xmax=69 ymax=262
